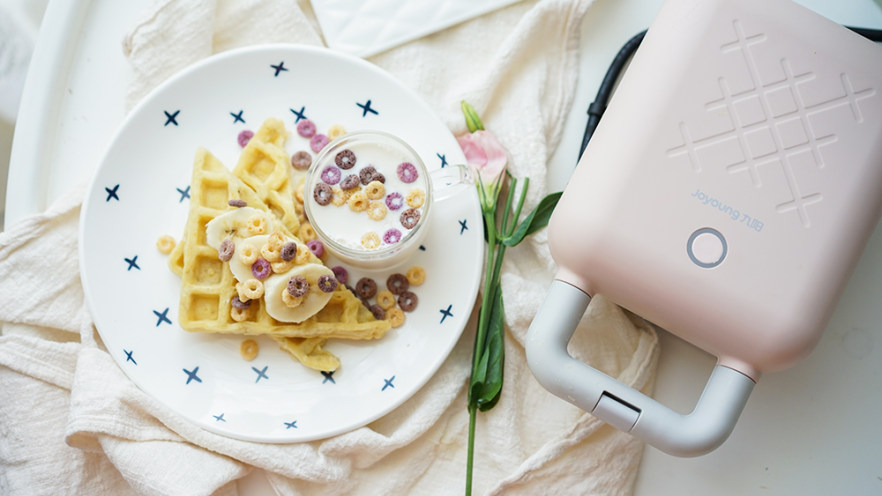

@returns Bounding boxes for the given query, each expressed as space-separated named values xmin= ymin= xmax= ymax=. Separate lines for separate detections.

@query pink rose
xmin=457 ymin=130 xmax=507 ymax=209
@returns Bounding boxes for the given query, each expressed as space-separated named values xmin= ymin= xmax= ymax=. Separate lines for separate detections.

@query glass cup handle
xmin=431 ymin=164 xmax=473 ymax=202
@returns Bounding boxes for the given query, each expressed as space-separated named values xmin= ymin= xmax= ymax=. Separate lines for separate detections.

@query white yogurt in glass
xmin=304 ymin=131 xmax=432 ymax=268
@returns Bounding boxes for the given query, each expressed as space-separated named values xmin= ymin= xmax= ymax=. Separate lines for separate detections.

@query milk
xmin=305 ymin=132 xmax=431 ymax=268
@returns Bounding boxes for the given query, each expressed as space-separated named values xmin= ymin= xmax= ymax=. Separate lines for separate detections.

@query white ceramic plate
xmin=79 ymin=44 xmax=483 ymax=443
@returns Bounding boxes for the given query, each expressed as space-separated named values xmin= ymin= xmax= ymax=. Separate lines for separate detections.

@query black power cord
xmin=578 ymin=25 xmax=882 ymax=160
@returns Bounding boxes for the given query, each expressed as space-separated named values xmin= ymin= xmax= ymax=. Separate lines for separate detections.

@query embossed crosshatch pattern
xmin=666 ymin=19 xmax=877 ymax=228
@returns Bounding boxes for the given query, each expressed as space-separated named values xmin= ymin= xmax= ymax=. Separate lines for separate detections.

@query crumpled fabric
xmin=0 ymin=0 xmax=659 ymax=494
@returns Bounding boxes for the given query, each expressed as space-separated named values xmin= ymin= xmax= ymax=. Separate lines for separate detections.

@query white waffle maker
xmin=526 ymin=0 xmax=882 ymax=456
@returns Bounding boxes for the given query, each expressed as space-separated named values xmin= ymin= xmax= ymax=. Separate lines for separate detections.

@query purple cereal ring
xmin=307 ymin=239 xmax=324 ymax=258
xmin=359 ymin=166 xmax=378 ymax=185
xmin=237 ymin=130 xmax=254 ymax=147
xmin=397 ymin=291 xmax=419 ymax=312
xmin=397 ymin=162 xmax=418 ymax=183
xmin=385 ymin=192 xmax=404 ymax=210
xmin=310 ymin=133 xmax=329 ymax=153
xmin=383 ymin=228 xmax=402 ymax=244
xmin=400 ymin=208 xmax=421 ymax=229
xmin=287 ymin=275 xmax=309 ymax=297
xmin=335 ymin=149 xmax=357 ymax=169
xmin=355 ymin=277 xmax=377 ymax=299
xmin=331 ymin=265 xmax=348 ymax=284
xmin=320 ymin=165 xmax=342 ymax=185
xmin=251 ymin=258 xmax=271 ymax=280
xmin=368 ymin=303 xmax=385 ymax=320
xmin=373 ymin=172 xmax=386 ymax=184
xmin=218 ymin=238 xmax=235 ymax=261
xmin=231 ymin=295 xmax=252 ymax=310
xmin=291 ymin=150 xmax=312 ymax=170
xmin=313 ymin=183 xmax=333 ymax=206
xmin=317 ymin=274 xmax=338 ymax=293
xmin=340 ymin=174 xmax=360 ymax=190
xmin=228 ymin=199 xmax=247 ymax=208
xmin=297 ymin=119 xmax=316 ymax=138
xmin=386 ymin=273 xmax=410 ymax=295
xmin=280 ymin=242 xmax=297 ymax=261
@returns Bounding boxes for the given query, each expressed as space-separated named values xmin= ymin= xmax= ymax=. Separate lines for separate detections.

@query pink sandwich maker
xmin=526 ymin=0 xmax=882 ymax=456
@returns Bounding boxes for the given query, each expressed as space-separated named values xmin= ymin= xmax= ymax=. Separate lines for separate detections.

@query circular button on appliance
xmin=687 ymin=227 xmax=727 ymax=268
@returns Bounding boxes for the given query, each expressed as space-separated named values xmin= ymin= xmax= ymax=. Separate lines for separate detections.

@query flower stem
xmin=466 ymin=209 xmax=497 ymax=496
xmin=466 ymin=404 xmax=477 ymax=496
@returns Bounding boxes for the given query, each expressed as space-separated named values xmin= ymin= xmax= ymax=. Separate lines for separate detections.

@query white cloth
xmin=0 ymin=0 xmax=660 ymax=494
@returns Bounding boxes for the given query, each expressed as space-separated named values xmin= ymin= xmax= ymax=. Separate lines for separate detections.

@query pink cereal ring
xmin=237 ymin=130 xmax=254 ymax=147
xmin=331 ymin=265 xmax=348 ymax=284
xmin=297 ymin=119 xmax=316 ymax=138
xmin=385 ymin=192 xmax=404 ymax=210
xmin=251 ymin=258 xmax=271 ymax=280
xmin=396 ymin=162 xmax=419 ymax=183
xmin=306 ymin=239 xmax=324 ymax=258
xmin=383 ymin=228 xmax=402 ymax=244
xmin=310 ymin=134 xmax=329 ymax=153
xmin=320 ymin=165 xmax=342 ymax=185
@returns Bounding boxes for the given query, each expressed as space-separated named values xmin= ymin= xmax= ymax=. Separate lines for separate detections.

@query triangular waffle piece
xmin=251 ymin=116 xmax=288 ymax=148
xmin=272 ymin=336 xmax=340 ymax=372
xmin=167 ymin=117 xmax=291 ymax=278
xmin=177 ymin=148 xmax=391 ymax=343
xmin=233 ymin=118 xmax=301 ymax=235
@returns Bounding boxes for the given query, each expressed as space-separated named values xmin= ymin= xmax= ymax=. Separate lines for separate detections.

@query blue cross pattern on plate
xmin=85 ymin=47 xmax=482 ymax=442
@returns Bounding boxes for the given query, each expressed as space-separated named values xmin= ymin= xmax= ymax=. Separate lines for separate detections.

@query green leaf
xmin=475 ymin=287 xmax=505 ymax=411
xmin=468 ymin=351 xmax=490 ymax=408
xmin=461 ymin=101 xmax=485 ymax=133
xmin=501 ymin=191 xmax=562 ymax=247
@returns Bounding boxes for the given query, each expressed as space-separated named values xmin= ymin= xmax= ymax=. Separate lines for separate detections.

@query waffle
xmin=167 ymin=118 xmax=291 ymax=278
xmin=272 ymin=336 xmax=340 ymax=372
xmin=176 ymin=148 xmax=390 ymax=363
xmin=168 ymin=237 xmax=185 ymax=276
xmin=233 ymin=118 xmax=301 ymax=236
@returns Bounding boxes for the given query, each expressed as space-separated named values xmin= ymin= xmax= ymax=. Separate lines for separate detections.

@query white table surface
xmin=6 ymin=0 xmax=882 ymax=494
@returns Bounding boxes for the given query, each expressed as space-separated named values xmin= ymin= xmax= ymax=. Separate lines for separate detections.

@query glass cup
xmin=304 ymin=130 xmax=470 ymax=269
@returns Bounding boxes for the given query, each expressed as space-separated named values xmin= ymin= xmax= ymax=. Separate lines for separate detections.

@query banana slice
xmin=263 ymin=264 xmax=335 ymax=323
xmin=205 ymin=207 xmax=271 ymax=249
xmin=227 ymin=234 xmax=271 ymax=282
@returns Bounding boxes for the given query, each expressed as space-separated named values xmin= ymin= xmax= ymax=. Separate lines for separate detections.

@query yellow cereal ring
xmin=348 ymin=191 xmax=369 ymax=212
xmin=271 ymin=259 xmax=295 ymax=274
xmin=260 ymin=242 xmax=282 ymax=262
xmin=295 ymin=182 xmax=306 ymax=204
xmin=406 ymin=266 xmax=426 ymax=285
xmin=406 ymin=188 xmax=426 ymax=209
xmin=268 ymin=231 xmax=285 ymax=250
xmin=365 ymin=180 xmax=386 ymax=200
xmin=299 ymin=223 xmax=317 ymax=242
xmin=387 ymin=306 xmax=405 ymax=328
xmin=237 ymin=278 xmax=264 ymax=300
xmin=294 ymin=243 xmax=311 ymax=264
xmin=331 ymin=185 xmax=347 ymax=206
xmin=246 ymin=214 xmax=267 ymax=235
xmin=376 ymin=289 xmax=396 ymax=310
xmin=367 ymin=201 xmax=387 ymax=221
xmin=328 ymin=124 xmax=347 ymax=140
xmin=238 ymin=244 xmax=258 ymax=265
xmin=240 ymin=339 xmax=259 ymax=360
xmin=156 ymin=235 xmax=176 ymax=254
xmin=361 ymin=232 xmax=381 ymax=250
xmin=231 ymin=306 xmax=250 ymax=322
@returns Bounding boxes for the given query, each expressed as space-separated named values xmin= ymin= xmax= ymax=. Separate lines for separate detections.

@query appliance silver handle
xmin=525 ymin=280 xmax=756 ymax=457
